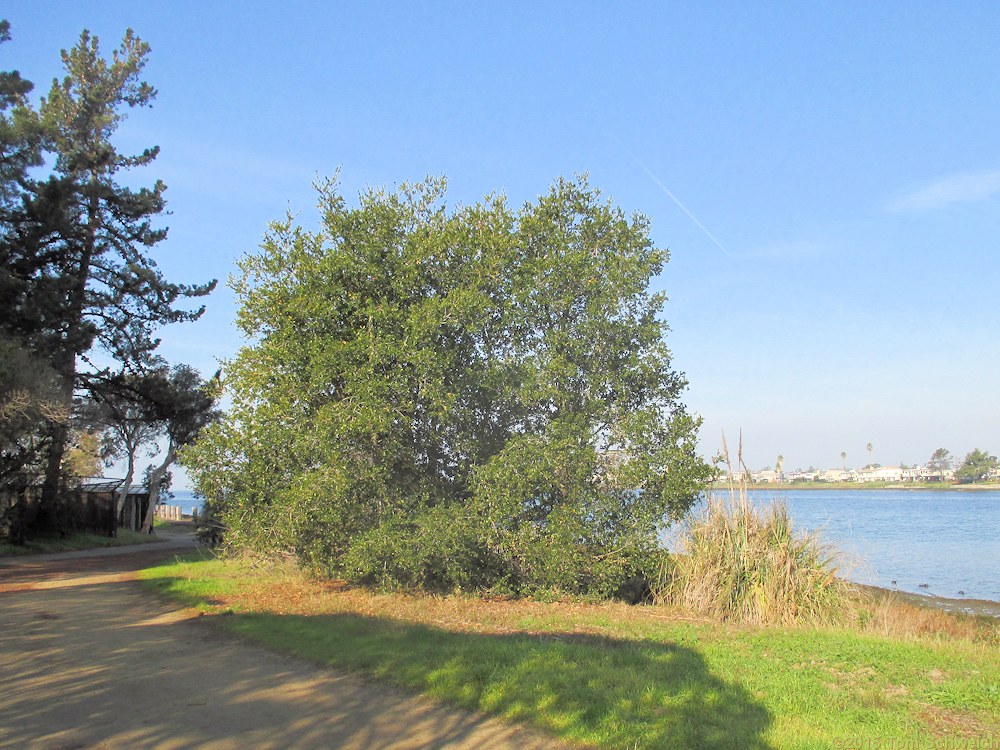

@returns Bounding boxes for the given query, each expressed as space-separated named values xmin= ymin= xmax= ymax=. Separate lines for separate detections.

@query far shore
xmin=710 ymin=480 xmax=1000 ymax=492
xmin=855 ymin=583 xmax=1000 ymax=618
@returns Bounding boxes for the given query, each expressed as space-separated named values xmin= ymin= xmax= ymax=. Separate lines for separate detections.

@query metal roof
xmin=77 ymin=478 xmax=149 ymax=495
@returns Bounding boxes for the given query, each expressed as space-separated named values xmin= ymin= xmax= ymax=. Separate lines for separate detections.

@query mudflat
xmin=0 ymin=537 xmax=568 ymax=750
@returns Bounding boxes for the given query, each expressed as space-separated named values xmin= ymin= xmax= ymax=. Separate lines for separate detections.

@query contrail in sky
xmin=634 ymin=161 xmax=731 ymax=257
xmin=614 ymin=137 xmax=732 ymax=257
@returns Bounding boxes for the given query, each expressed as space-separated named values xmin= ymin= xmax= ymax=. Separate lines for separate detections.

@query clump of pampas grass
xmin=654 ymin=434 xmax=847 ymax=626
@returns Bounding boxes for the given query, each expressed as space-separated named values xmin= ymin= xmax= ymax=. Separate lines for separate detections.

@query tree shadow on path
xmin=220 ymin=609 xmax=775 ymax=749
xmin=2 ymin=575 xmax=560 ymax=750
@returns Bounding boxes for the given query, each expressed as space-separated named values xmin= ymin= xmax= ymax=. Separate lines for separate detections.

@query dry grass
xmin=847 ymin=586 xmax=1000 ymax=645
xmin=654 ymin=438 xmax=1000 ymax=641
xmin=195 ymin=553 xmax=710 ymax=637
xmin=176 ymin=550 xmax=999 ymax=650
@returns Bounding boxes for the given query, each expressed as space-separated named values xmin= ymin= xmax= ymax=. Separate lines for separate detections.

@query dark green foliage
xmin=0 ymin=23 xmax=215 ymax=535
xmin=954 ymin=448 xmax=998 ymax=483
xmin=21 ymin=27 xmax=215 ymax=372
xmin=0 ymin=21 xmax=39 ymax=226
xmin=185 ymin=176 xmax=712 ymax=597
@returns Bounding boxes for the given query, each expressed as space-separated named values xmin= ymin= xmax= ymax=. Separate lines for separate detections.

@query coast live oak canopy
xmin=185 ymin=175 xmax=712 ymax=596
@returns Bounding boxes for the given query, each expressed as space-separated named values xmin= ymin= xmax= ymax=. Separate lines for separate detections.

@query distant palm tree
xmin=866 ymin=442 xmax=873 ymax=466
xmin=776 ymin=454 xmax=784 ymax=479
xmin=841 ymin=451 xmax=847 ymax=470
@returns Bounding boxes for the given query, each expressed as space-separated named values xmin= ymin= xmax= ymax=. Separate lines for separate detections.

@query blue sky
xmin=5 ymin=1 xmax=999 ymax=479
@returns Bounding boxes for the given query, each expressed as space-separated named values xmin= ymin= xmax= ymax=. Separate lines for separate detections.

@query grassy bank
xmin=0 ymin=518 xmax=191 ymax=557
xmin=139 ymin=554 xmax=999 ymax=750
xmin=0 ymin=528 xmax=166 ymax=557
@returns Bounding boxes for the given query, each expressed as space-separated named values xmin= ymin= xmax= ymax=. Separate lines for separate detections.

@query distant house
xmin=786 ymin=469 xmax=820 ymax=482
xmin=0 ymin=475 xmax=155 ymax=536
xmin=751 ymin=469 xmax=780 ymax=483
xmin=899 ymin=466 xmax=952 ymax=482
xmin=818 ymin=468 xmax=850 ymax=482
xmin=929 ymin=468 xmax=955 ymax=482
xmin=855 ymin=466 xmax=904 ymax=482
xmin=0 ymin=475 xmax=151 ymax=536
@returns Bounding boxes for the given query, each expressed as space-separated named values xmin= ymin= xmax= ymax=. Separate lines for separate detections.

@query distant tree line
xmin=922 ymin=447 xmax=999 ymax=483
xmin=0 ymin=21 xmax=217 ymax=541
xmin=950 ymin=449 xmax=999 ymax=483
xmin=755 ymin=447 xmax=998 ymax=484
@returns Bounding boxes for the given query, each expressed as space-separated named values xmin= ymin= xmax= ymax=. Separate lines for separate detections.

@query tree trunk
xmin=37 ymin=426 xmax=67 ymax=533
xmin=8 ymin=485 xmax=29 ymax=545
xmin=113 ymin=456 xmax=136 ymax=536
xmin=38 ymin=365 xmax=74 ymax=534
xmin=38 ymin=205 xmax=95 ymax=533
xmin=140 ymin=443 xmax=175 ymax=534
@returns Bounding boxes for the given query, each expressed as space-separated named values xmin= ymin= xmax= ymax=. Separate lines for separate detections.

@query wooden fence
xmin=155 ymin=504 xmax=190 ymax=520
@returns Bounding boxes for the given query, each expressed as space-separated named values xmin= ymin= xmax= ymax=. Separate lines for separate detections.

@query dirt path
xmin=0 ymin=538 xmax=568 ymax=749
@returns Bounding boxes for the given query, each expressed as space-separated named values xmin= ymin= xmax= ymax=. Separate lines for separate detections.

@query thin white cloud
xmin=887 ymin=169 xmax=1000 ymax=212
xmin=609 ymin=133 xmax=731 ymax=257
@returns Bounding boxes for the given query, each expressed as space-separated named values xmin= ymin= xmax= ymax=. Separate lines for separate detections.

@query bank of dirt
xmin=0 ymin=535 xmax=571 ymax=750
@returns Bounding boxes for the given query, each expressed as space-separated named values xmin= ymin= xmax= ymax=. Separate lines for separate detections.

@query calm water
xmin=686 ymin=489 xmax=1000 ymax=603
xmin=173 ymin=487 xmax=1000 ymax=602
xmin=169 ymin=489 xmax=202 ymax=513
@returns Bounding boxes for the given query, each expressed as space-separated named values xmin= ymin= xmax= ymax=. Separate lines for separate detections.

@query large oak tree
xmin=186 ymin=175 xmax=712 ymax=597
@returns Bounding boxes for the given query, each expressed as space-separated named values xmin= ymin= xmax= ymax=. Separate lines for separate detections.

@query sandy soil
xmin=0 ymin=534 xmax=571 ymax=750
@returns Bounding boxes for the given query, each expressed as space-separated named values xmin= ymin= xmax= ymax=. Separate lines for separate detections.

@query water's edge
xmin=858 ymin=583 xmax=1000 ymax=617
xmin=677 ymin=489 xmax=1000 ymax=604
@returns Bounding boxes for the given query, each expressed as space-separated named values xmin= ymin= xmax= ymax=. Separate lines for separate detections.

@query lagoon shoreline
xmin=856 ymin=583 xmax=1000 ymax=618
xmin=711 ymin=481 xmax=1000 ymax=492
xmin=694 ymin=487 xmax=1000 ymax=605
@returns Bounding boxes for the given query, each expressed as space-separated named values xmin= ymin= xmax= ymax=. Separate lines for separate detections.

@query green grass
xmin=153 ymin=519 xmax=195 ymax=533
xmin=0 ymin=528 xmax=164 ymax=556
xmin=139 ymin=555 xmax=1000 ymax=750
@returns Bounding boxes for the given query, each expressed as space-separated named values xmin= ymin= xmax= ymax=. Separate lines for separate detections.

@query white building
xmin=818 ymin=468 xmax=851 ymax=482
xmin=751 ymin=469 xmax=781 ymax=483
xmin=855 ymin=465 xmax=904 ymax=482
xmin=785 ymin=469 xmax=820 ymax=482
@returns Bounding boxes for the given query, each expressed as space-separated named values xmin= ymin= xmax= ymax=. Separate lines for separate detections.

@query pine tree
xmin=1 ymin=26 xmax=215 ymax=530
